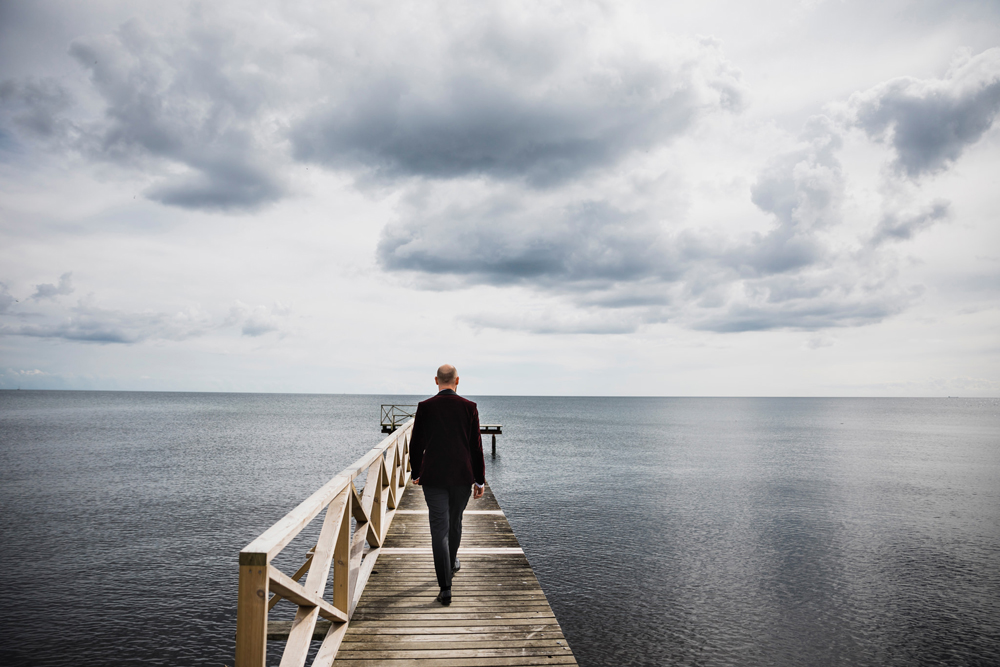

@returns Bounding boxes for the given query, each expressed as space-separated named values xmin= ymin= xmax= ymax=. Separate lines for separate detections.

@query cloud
xmin=31 ymin=272 xmax=74 ymax=300
xmin=690 ymin=271 xmax=920 ymax=333
xmin=225 ymin=300 xmax=289 ymax=337
xmin=145 ymin=160 xmax=282 ymax=210
xmin=3 ymin=4 xmax=745 ymax=207
xmin=291 ymin=12 xmax=744 ymax=186
xmin=1 ymin=298 xmax=212 ymax=344
xmin=465 ymin=309 xmax=647 ymax=335
xmin=847 ymin=47 xmax=1000 ymax=177
xmin=65 ymin=17 xmax=287 ymax=211
xmin=0 ymin=77 xmax=75 ymax=145
xmin=379 ymin=194 xmax=685 ymax=289
xmin=873 ymin=199 xmax=950 ymax=244
xmin=0 ymin=282 xmax=14 ymax=313
xmin=0 ymin=3 xmax=987 ymax=347
xmin=0 ymin=303 xmax=208 ymax=344
xmin=0 ymin=14 xmax=288 ymax=211
xmin=1 ymin=271 xmax=291 ymax=345
xmin=379 ymin=112 xmax=924 ymax=334
xmin=743 ymin=116 xmax=843 ymax=274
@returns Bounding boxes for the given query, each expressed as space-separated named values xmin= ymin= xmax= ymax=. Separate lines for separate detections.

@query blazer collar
xmin=436 ymin=388 xmax=457 ymax=396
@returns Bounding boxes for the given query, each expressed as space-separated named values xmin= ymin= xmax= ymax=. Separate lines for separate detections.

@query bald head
xmin=435 ymin=364 xmax=458 ymax=391
xmin=437 ymin=364 xmax=458 ymax=386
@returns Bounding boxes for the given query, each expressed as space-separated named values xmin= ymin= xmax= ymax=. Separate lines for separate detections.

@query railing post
xmin=235 ymin=555 xmax=268 ymax=667
xmin=334 ymin=491 xmax=350 ymax=614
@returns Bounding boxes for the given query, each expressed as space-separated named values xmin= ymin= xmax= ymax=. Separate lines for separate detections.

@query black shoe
xmin=435 ymin=588 xmax=452 ymax=606
xmin=451 ymin=557 xmax=461 ymax=573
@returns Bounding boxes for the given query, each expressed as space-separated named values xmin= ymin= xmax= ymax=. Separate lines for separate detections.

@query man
xmin=409 ymin=364 xmax=486 ymax=606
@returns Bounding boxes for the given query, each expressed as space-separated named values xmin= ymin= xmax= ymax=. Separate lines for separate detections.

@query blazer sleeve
xmin=408 ymin=403 xmax=424 ymax=479
xmin=470 ymin=405 xmax=485 ymax=486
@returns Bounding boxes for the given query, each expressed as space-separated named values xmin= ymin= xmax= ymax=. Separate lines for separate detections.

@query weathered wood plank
xmin=240 ymin=423 xmax=412 ymax=565
xmin=235 ymin=564 xmax=269 ymax=666
xmin=333 ymin=488 xmax=351 ymax=615
xmin=348 ymin=612 xmax=558 ymax=622
xmin=268 ymin=552 xmax=313 ymax=612
xmin=278 ymin=605 xmax=321 ymax=667
xmin=343 ymin=633 xmax=568 ymax=644
xmin=332 ymin=481 xmax=578 ymax=665
xmin=346 ymin=618 xmax=564 ymax=629
xmin=268 ymin=620 xmax=565 ymax=641
xmin=312 ymin=620 xmax=349 ymax=667
xmin=269 ymin=567 xmax=347 ymax=623
xmin=247 ymin=463 xmax=576 ymax=667
xmin=331 ymin=658 xmax=577 ymax=667
xmin=334 ymin=648 xmax=574 ymax=660
xmin=343 ymin=624 xmax=563 ymax=635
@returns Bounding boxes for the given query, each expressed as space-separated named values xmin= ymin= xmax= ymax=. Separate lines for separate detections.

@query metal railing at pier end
xmin=382 ymin=403 xmax=502 ymax=456
xmin=380 ymin=404 xmax=416 ymax=433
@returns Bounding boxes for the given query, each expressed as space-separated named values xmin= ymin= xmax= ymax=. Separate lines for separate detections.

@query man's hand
xmin=473 ymin=484 xmax=484 ymax=500
xmin=412 ymin=477 xmax=420 ymax=485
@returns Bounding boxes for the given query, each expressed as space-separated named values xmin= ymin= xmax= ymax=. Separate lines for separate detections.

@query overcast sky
xmin=1 ymin=0 xmax=998 ymax=396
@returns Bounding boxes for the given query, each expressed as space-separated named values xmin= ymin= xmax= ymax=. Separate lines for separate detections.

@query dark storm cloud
xmin=0 ymin=15 xmax=285 ymax=211
xmin=64 ymin=19 xmax=285 ymax=211
xmin=145 ymin=160 xmax=282 ymax=210
xmin=378 ymin=197 xmax=691 ymax=287
xmin=381 ymin=114 xmax=917 ymax=334
xmin=31 ymin=272 xmax=74 ymax=300
xmin=849 ymin=48 xmax=1000 ymax=177
xmin=376 ymin=119 xmax=843 ymax=300
xmin=291 ymin=29 xmax=743 ymax=186
xmin=2 ymin=6 xmax=744 ymax=208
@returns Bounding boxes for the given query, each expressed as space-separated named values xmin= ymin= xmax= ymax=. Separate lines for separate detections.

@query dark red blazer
xmin=408 ymin=389 xmax=485 ymax=487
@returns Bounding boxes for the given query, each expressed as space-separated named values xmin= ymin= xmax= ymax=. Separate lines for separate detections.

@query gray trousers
xmin=422 ymin=484 xmax=472 ymax=590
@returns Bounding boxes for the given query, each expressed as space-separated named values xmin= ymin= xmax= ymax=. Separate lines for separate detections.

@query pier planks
xmin=333 ymin=481 xmax=578 ymax=666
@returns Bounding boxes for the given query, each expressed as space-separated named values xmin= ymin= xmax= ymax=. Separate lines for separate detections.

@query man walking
xmin=409 ymin=364 xmax=486 ymax=605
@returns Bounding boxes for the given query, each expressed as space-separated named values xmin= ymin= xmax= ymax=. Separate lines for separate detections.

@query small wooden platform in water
xmin=333 ymin=481 xmax=578 ymax=666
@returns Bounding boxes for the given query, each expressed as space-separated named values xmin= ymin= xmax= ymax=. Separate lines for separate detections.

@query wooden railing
xmin=236 ymin=420 xmax=413 ymax=667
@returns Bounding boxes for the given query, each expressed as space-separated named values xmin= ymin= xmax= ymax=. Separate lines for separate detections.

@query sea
xmin=1 ymin=391 xmax=998 ymax=666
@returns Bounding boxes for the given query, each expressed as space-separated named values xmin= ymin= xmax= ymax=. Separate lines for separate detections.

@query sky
xmin=1 ymin=0 xmax=998 ymax=396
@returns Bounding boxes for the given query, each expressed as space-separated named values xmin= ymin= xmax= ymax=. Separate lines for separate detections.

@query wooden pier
xmin=336 ymin=480 xmax=576 ymax=665
xmin=237 ymin=418 xmax=577 ymax=667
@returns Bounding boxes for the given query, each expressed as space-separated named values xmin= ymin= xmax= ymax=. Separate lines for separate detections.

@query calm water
xmin=1 ymin=392 xmax=998 ymax=666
